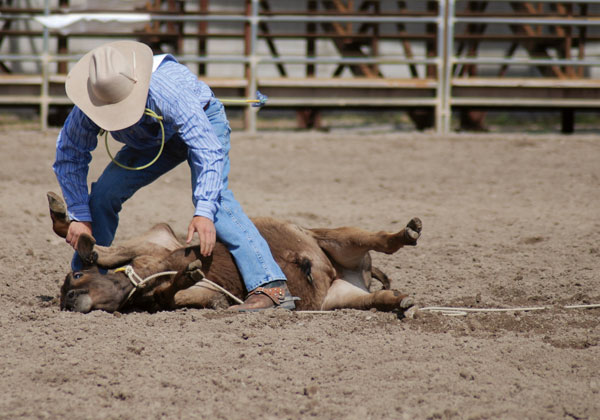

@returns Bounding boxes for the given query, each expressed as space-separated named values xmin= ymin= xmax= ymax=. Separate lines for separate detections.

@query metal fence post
xmin=245 ymin=0 xmax=259 ymax=133
xmin=435 ymin=0 xmax=446 ymax=134
xmin=441 ymin=0 xmax=455 ymax=134
xmin=40 ymin=0 xmax=50 ymax=131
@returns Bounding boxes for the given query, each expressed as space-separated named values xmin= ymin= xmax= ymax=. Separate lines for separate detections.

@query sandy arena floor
xmin=0 ymin=127 xmax=599 ymax=419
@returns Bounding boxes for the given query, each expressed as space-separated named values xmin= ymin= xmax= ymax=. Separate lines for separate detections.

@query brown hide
xmin=140 ymin=218 xmax=336 ymax=311
xmin=49 ymin=192 xmax=421 ymax=314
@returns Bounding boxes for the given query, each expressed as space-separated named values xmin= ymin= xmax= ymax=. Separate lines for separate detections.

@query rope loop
xmin=103 ymin=108 xmax=165 ymax=171
xmin=102 ymin=92 xmax=266 ymax=171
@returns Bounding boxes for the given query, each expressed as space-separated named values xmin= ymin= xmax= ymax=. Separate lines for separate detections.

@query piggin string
xmin=219 ymin=90 xmax=268 ymax=107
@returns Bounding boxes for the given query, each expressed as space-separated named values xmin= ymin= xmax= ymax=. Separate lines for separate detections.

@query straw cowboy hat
xmin=66 ymin=41 xmax=153 ymax=131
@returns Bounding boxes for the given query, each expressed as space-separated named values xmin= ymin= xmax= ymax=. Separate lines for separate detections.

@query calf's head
xmin=60 ymin=267 xmax=132 ymax=313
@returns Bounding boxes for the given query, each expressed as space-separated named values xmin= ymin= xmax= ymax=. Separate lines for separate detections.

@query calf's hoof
xmin=395 ymin=295 xmax=415 ymax=318
xmin=47 ymin=191 xmax=68 ymax=218
xmin=372 ymin=290 xmax=415 ymax=314
xmin=185 ymin=260 xmax=205 ymax=283
xmin=400 ymin=296 xmax=414 ymax=309
xmin=76 ymin=233 xmax=98 ymax=265
xmin=47 ymin=192 xmax=71 ymax=238
xmin=404 ymin=217 xmax=422 ymax=246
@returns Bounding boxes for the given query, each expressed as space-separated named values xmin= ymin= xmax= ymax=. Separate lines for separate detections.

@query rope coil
xmin=102 ymin=108 xmax=165 ymax=171
xmin=102 ymin=91 xmax=267 ymax=172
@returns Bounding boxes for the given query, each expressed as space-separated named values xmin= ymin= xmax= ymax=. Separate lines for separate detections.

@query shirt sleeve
xmin=52 ymin=107 xmax=100 ymax=222
xmin=152 ymin=88 xmax=225 ymax=221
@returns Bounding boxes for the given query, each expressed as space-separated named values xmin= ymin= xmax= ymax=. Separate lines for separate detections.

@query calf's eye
xmin=73 ymin=272 xmax=83 ymax=279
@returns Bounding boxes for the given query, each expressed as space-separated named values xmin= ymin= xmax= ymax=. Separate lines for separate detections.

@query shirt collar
xmin=152 ymin=54 xmax=177 ymax=73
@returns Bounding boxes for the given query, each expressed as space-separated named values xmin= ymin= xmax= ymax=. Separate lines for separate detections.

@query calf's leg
xmin=310 ymin=217 xmax=422 ymax=270
xmin=47 ymin=191 xmax=71 ymax=238
xmin=73 ymin=233 xmax=146 ymax=269
xmin=321 ymin=279 xmax=413 ymax=312
xmin=153 ymin=260 xmax=230 ymax=309
xmin=172 ymin=282 xmax=230 ymax=309
xmin=48 ymin=192 xmax=181 ymax=269
xmin=314 ymin=218 xmax=421 ymax=312
xmin=371 ymin=266 xmax=391 ymax=290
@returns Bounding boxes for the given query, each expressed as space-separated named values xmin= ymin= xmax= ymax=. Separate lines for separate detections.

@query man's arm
xmin=66 ymin=221 xmax=93 ymax=251
xmin=187 ymin=216 xmax=216 ymax=256
xmin=178 ymin=111 xmax=224 ymax=256
xmin=53 ymin=107 xmax=100 ymax=249
xmin=149 ymin=67 xmax=225 ymax=255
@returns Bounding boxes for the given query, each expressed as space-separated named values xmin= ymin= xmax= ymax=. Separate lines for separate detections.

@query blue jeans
xmin=72 ymin=99 xmax=286 ymax=291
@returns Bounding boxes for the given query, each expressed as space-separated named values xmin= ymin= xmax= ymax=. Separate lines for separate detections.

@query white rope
xmin=189 ymin=278 xmax=244 ymax=305
xmin=116 ymin=265 xmax=155 ymax=308
xmin=140 ymin=270 xmax=178 ymax=283
xmin=421 ymin=305 xmax=548 ymax=314
xmin=420 ymin=304 xmax=600 ymax=317
xmin=563 ymin=304 xmax=600 ymax=309
xmin=115 ymin=265 xmax=600 ymax=315
xmin=116 ymin=265 xmax=244 ymax=306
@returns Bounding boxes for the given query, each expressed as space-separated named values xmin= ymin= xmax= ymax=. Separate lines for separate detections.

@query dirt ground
xmin=1 ymin=127 xmax=599 ymax=420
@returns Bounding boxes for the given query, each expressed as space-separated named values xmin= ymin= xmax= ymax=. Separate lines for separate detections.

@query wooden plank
xmin=257 ymin=77 xmax=437 ymax=88
xmin=0 ymin=74 xmax=43 ymax=84
xmin=452 ymin=77 xmax=600 ymax=88
xmin=199 ymin=78 xmax=247 ymax=88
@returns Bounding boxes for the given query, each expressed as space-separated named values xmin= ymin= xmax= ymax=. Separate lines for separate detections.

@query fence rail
xmin=1 ymin=0 xmax=600 ymax=132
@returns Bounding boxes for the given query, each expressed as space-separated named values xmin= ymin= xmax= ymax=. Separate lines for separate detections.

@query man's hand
xmin=187 ymin=216 xmax=216 ymax=257
xmin=66 ymin=221 xmax=93 ymax=250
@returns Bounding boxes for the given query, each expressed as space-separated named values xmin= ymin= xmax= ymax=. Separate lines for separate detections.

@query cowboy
xmin=53 ymin=40 xmax=295 ymax=311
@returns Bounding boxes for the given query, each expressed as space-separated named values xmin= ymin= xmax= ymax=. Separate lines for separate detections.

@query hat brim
xmin=66 ymin=41 xmax=153 ymax=131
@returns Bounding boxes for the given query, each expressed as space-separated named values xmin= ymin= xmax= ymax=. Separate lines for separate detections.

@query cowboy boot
xmin=229 ymin=280 xmax=298 ymax=312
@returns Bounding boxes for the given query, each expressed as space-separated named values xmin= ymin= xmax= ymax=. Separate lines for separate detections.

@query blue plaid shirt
xmin=53 ymin=55 xmax=224 ymax=222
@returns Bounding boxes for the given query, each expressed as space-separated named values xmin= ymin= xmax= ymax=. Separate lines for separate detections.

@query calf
xmin=48 ymin=192 xmax=421 ymax=314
